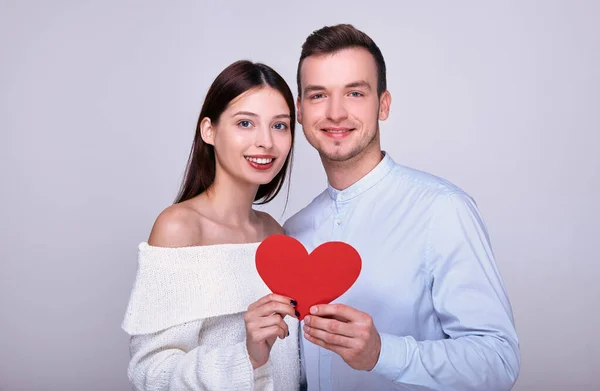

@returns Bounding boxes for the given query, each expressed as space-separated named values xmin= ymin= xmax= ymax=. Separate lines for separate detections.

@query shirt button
xmin=334 ymin=219 xmax=341 ymax=225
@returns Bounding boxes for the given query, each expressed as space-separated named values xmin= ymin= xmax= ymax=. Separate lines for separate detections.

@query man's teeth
xmin=325 ymin=129 xmax=349 ymax=133
xmin=245 ymin=157 xmax=273 ymax=164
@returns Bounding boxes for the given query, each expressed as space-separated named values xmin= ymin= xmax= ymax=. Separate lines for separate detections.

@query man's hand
xmin=302 ymin=303 xmax=381 ymax=371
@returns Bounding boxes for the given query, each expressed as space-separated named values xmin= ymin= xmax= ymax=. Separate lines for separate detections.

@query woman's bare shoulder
xmin=147 ymin=203 xmax=205 ymax=247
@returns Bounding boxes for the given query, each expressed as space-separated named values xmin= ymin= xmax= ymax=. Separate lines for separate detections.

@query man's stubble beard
xmin=305 ymin=123 xmax=380 ymax=165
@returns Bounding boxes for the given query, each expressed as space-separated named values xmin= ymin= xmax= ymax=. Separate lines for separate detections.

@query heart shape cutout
xmin=255 ymin=234 xmax=361 ymax=320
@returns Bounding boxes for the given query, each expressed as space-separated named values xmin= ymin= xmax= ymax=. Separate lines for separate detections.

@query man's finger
xmin=303 ymin=324 xmax=354 ymax=348
xmin=304 ymin=331 xmax=349 ymax=355
xmin=304 ymin=315 xmax=355 ymax=338
xmin=309 ymin=303 xmax=361 ymax=322
xmin=319 ymin=314 xmax=349 ymax=322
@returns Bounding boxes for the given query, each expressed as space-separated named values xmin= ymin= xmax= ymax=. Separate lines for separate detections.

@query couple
xmin=122 ymin=24 xmax=520 ymax=391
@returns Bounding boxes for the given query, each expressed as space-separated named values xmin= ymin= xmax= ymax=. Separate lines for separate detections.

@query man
xmin=283 ymin=24 xmax=520 ymax=391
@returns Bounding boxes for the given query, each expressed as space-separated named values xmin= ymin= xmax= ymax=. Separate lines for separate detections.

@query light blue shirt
xmin=283 ymin=152 xmax=520 ymax=391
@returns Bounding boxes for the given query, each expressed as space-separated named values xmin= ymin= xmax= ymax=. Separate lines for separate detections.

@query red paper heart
xmin=255 ymin=234 xmax=362 ymax=320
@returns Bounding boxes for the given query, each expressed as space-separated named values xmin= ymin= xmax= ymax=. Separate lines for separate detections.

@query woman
xmin=122 ymin=60 xmax=301 ymax=390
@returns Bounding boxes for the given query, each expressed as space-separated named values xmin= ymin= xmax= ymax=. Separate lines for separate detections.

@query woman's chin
xmin=251 ymin=175 xmax=278 ymax=186
xmin=243 ymin=168 xmax=284 ymax=186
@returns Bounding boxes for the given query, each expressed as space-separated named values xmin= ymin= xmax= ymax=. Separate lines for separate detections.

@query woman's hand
xmin=244 ymin=293 xmax=298 ymax=369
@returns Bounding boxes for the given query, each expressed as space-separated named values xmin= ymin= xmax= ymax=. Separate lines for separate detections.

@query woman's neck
xmin=202 ymin=170 xmax=260 ymax=227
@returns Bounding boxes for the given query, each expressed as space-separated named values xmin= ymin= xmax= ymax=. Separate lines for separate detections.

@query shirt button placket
xmin=332 ymin=199 xmax=345 ymax=241
xmin=320 ymin=198 xmax=347 ymax=391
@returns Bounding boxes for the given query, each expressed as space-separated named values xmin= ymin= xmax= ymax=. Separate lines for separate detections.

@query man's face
xmin=297 ymin=47 xmax=390 ymax=163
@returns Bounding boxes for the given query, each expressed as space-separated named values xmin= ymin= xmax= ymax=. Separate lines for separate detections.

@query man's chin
xmin=318 ymin=148 xmax=357 ymax=163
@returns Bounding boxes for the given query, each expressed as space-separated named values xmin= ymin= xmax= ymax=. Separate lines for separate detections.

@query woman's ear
xmin=200 ymin=117 xmax=215 ymax=145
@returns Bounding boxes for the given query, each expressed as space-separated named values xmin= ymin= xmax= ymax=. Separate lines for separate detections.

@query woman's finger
xmin=247 ymin=293 xmax=296 ymax=311
xmin=247 ymin=324 xmax=286 ymax=344
xmin=252 ymin=301 xmax=298 ymax=319
xmin=247 ymin=313 xmax=290 ymax=337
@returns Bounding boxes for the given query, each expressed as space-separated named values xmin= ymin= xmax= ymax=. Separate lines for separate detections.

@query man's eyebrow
xmin=303 ymin=85 xmax=326 ymax=95
xmin=303 ymin=81 xmax=372 ymax=95
xmin=346 ymin=80 xmax=372 ymax=90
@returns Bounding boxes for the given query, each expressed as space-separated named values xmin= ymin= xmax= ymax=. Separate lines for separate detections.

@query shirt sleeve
xmin=127 ymin=319 xmax=273 ymax=391
xmin=371 ymin=192 xmax=520 ymax=391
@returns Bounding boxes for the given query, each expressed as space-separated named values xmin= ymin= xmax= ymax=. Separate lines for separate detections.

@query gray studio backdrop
xmin=1 ymin=1 xmax=598 ymax=390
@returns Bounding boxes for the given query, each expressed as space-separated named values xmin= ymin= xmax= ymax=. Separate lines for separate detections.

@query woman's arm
xmin=128 ymin=319 xmax=271 ymax=391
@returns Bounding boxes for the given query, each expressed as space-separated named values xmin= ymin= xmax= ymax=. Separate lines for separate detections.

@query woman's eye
xmin=273 ymin=123 xmax=288 ymax=131
xmin=238 ymin=120 xmax=252 ymax=128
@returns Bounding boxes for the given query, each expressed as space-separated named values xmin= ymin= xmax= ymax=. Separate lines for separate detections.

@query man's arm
xmin=304 ymin=192 xmax=520 ymax=391
xmin=373 ymin=192 xmax=520 ymax=390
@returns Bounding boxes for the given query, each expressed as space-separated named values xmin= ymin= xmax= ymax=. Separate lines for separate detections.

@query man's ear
xmin=200 ymin=117 xmax=215 ymax=145
xmin=296 ymin=97 xmax=303 ymax=125
xmin=378 ymin=90 xmax=392 ymax=121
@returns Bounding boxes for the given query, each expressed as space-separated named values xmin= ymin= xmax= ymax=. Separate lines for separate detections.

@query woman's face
xmin=204 ymin=86 xmax=292 ymax=187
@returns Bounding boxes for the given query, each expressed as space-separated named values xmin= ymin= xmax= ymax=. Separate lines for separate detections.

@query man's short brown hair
xmin=296 ymin=24 xmax=387 ymax=97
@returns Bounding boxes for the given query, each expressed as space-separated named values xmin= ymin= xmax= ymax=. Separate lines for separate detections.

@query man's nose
xmin=325 ymin=95 xmax=348 ymax=123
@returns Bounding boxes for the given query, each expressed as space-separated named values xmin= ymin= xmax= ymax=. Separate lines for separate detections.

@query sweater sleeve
xmin=127 ymin=319 xmax=273 ymax=391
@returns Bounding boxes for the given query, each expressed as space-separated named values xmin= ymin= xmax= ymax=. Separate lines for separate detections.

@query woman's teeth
xmin=245 ymin=157 xmax=273 ymax=164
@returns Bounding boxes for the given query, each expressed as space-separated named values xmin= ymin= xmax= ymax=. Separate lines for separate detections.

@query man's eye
xmin=349 ymin=91 xmax=363 ymax=97
xmin=311 ymin=93 xmax=324 ymax=99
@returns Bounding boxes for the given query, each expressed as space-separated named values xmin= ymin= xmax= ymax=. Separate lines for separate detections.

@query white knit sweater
xmin=122 ymin=242 xmax=301 ymax=391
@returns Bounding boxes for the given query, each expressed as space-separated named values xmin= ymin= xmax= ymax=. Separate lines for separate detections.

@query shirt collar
xmin=327 ymin=151 xmax=395 ymax=203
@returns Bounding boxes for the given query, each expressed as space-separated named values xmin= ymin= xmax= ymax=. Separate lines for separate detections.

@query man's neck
xmin=323 ymin=146 xmax=384 ymax=191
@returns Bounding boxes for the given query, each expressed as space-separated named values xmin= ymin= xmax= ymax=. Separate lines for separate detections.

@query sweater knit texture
xmin=122 ymin=242 xmax=301 ymax=390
